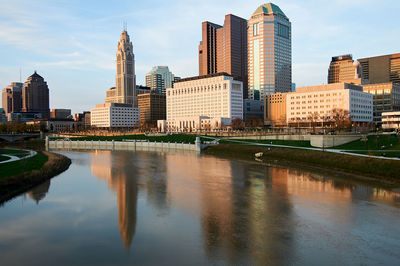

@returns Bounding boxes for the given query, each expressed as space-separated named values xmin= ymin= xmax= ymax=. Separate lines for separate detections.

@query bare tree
xmin=330 ymin=108 xmax=352 ymax=131
xmin=231 ymin=118 xmax=244 ymax=130
xmin=307 ymin=112 xmax=320 ymax=133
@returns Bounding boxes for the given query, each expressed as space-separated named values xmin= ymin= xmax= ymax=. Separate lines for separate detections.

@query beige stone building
xmin=362 ymin=83 xmax=400 ymax=124
xmin=264 ymin=83 xmax=373 ymax=126
xmin=91 ymin=103 xmax=140 ymax=128
xmin=286 ymin=83 xmax=373 ymax=124
xmin=158 ymin=73 xmax=243 ymax=132
xmin=105 ymin=30 xmax=136 ymax=106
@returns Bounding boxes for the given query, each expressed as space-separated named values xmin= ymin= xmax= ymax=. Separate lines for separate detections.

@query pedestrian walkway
xmin=0 ymin=149 xmax=37 ymax=164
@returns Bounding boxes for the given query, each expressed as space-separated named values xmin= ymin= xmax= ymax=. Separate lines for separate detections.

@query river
xmin=1 ymin=150 xmax=400 ymax=265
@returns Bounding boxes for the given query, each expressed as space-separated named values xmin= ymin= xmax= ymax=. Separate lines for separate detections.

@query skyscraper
xmin=248 ymin=3 xmax=291 ymax=100
xmin=106 ymin=30 xmax=136 ymax=106
xmin=198 ymin=15 xmax=248 ymax=97
xmin=358 ymin=53 xmax=400 ymax=84
xmin=328 ymin=54 xmax=363 ymax=84
xmin=2 ymin=82 xmax=22 ymax=115
xmin=145 ymin=66 xmax=179 ymax=94
xmin=21 ymin=71 xmax=50 ymax=118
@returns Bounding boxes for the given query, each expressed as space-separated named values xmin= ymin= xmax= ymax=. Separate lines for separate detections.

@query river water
xmin=1 ymin=150 xmax=400 ymax=265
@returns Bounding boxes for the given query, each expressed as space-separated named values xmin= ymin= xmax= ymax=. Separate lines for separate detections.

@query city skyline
xmin=0 ymin=0 xmax=399 ymax=114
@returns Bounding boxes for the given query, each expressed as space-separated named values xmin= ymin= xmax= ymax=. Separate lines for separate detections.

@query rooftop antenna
xmin=123 ymin=21 xmax=127 ymax=31
xmin=19 ymin=68 xmax=21 ymax=82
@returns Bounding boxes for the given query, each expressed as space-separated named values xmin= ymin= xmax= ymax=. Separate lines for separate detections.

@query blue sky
xmin=0 ymin=0 xmax=399 ymax=114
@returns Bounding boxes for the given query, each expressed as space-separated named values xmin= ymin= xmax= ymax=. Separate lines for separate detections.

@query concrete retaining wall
xmin=48 ymin=139 xmax=202 ymax=152
xmin=309 ymin=135 xmax=360 ymax=148
xmin=229 ymin=135 xmax=311 ymax=141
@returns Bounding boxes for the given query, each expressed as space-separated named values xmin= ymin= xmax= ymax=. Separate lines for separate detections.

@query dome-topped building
xmin=251 ymin=2 xmax=287 ymax=18
xmin=248 ymin=3 xmax=292 ymax=100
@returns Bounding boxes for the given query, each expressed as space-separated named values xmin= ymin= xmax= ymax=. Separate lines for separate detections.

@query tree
xmin=307 ymin=112 xmax=320 ymax=133
xmin=330 ymin=108 xmax=352 ymax=131
xmin=231 ymin=118 xmax=244 ymax=130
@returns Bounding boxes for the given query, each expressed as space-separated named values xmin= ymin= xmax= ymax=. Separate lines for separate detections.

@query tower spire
xmin=123 ymin=21 xmax=127 ymax=31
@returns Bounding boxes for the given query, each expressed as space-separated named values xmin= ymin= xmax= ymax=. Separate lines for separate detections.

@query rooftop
xmin=252 ymin=3 xmax=287 ymax=18
xmin=174 ymin=72 xmax=232 ymax=84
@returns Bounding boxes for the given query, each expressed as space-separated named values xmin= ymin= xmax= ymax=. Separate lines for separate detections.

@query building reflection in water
xmin=87 ymin=149 xmax=400 ymax=261
xmin=90 ymin=150 xmax=138 ymax=248
xmin=27 ymin=180 xmax=51 ymax=204
xmin=90 ymin=150 xmax=170 ymax=248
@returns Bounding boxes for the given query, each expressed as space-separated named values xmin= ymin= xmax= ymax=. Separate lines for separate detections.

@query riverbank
xmin=204 ymin=144 xmax=400 ymax=187
xmin=0 ymin=151 xmax=71 ymax=204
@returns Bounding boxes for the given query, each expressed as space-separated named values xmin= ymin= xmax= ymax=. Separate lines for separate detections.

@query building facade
xmin=362 ymin=83 xmax=400 ymax=124
xmin=105 ymin=30 xmax=136 ymax=106
xmin=27 ymin=118 xmax=77 ymax=132
xmin=50 ymin=109 xmax=71 ymax=119
xmin=358 ymin=53 xmax=400 ymax=84
xmin=21 ymin=71 xmax=50 ymax=119
xmin=159 ymin=73 xmax=243 ymax=131
xmin=137 ymin=93 xmax=166 ymax=127
xmin=286 ymin=83 xmax=373 ymax=124
xmin=243 ymin=99 xmax=264 ymax=121
xmin=381 ymin=111 xmax=400 ymax=130
xmin=248 ymin=3 xmax=292 ymax=100
xmin=264 ymin=92 xmax=287 ymax=126
xmin=2 ymin=82 xmax=22 ymax=115
xmin=91 ymin=103 xmax=140 ymax=128
xmin=198 ymin=15 xmax=248 ymax=98
xmin=145 ymin=66 xmax=179 ymax=94
xmin=328 ymin=54 xmax=363 ymax=84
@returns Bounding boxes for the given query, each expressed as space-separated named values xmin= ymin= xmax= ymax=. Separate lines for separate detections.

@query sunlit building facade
xmin=105 ymin=30 xmax=136 ymax=106
xmin=359 ymin=53 xmax=400 ymax=84
xmin=362 ymin=82 xmax=400 ymax=124
xmin=158 ymin=73 xmax=243 ymax=131
xmin=91 ymin=102 xmax=140 ymax=128
xmin=328 ymin=54 xmax=363 ymax=84
xmin=248 ymin=3 xmax=291 ymax=101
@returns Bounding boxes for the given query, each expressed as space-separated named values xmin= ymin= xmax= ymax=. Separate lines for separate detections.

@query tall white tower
xmin=115 ymin=30 xmax=136 ymax=106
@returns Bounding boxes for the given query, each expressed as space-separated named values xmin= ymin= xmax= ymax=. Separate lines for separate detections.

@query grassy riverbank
xmin=0 ymin=151 xmax=71 ymax=204
xmin=204 ymin=144 xmax=400 ymax=186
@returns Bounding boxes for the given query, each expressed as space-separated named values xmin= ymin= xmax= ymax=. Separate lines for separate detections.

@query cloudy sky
xmin=0 ymin=0 xmax=398 ymax=114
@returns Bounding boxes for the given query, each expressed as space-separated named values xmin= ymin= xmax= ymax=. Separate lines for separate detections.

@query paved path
xmin=0 ymin=149 xmax=38 ymax=164
xmin=201 ymin=136 xmax=400 ymax=161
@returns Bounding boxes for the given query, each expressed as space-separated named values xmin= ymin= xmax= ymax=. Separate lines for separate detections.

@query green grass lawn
xmin=0 ymin=152 xmax=48 ymax=179
xmin=332 ymin=134 xmax=400 ymax=150
xmin=224 ymin=139 xmax=312 ymax=148
xmin=0 ymin=148 xmax=31 ymax=158
xmin=51 ymin=134 xmax=203 ymax=144
xmin=0 ymin=155 xmax=9 ymax=162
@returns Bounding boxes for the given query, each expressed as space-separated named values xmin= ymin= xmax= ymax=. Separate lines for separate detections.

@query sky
xmin=0 ymin=0 xmax=399 ymax=114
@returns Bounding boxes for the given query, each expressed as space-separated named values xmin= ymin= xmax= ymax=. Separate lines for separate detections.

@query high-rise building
xmin=21 ymin=71 xmax=50 ymax=118
xmin=248 ymin=3 xmax=292 ymax=100
xmin=106 ymin=30 xmax=136 ymax=106
xmin=358 ymin=53 xmax=400 ymax=84
xmin=145 ymin=66 xmax=179 ymax=94
xmin=2 ymin=82 xmax=22 ymax=115
xmin=198 ymin=15 xmax=248 ymax=98
xmin=137 ymin=92 xmax=166 ymax=127
xmin=328 ymin=54 xmax=363 ymax=84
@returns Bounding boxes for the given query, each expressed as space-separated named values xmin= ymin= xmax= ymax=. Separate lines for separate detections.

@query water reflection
xmin=90 ymin=151 xmax=138 ymax=248
xmin=5 ymin=150 xmax=398 ymax=265
xmin=27 ymin=180 xmax=51 ymax=204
